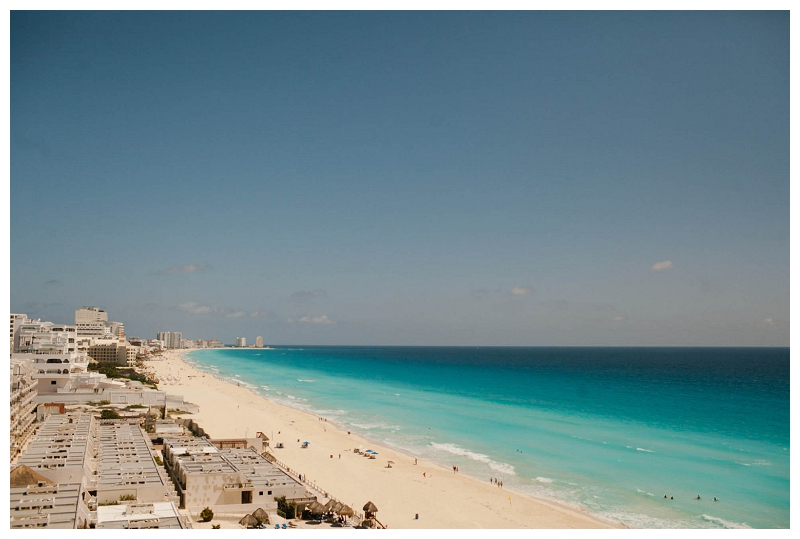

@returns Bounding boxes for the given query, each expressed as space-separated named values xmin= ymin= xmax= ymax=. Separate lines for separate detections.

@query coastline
xmin=146 ymin=349 xmax=622 ymax=529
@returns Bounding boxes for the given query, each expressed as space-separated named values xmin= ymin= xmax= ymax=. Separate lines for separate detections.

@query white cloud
xmin=177 ymin=301 xmax=212 ymax=314
xmin=511 ymin=286 xmax=534 ymax=296
xmin=612 ymin=316 xmax=625 ymax=321
xmin=650 ymin=261 xmax=674 ymax=272
xmin=763 ymin=317 xmax=775 ymax=326
xmin=159 ymin=263 xmax=209 ymax=275
xmin=225 ymin=311 xmax=247 ymax=318
xmin=250 ymin=311 xmax=272 ymax=318
xmin=296 ymin=315 xmax=335 ymax=325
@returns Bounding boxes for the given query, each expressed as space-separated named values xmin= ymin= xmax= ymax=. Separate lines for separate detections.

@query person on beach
xmin=696 ymin=495 xmax=701 ymax=500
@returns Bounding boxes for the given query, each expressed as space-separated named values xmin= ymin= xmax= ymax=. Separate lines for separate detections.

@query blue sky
xmin=10 ymin=11 xmax=788 ymax=346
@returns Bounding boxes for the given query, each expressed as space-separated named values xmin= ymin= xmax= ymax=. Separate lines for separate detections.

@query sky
xmin=9 ymin=11 xmax=789 ymax=346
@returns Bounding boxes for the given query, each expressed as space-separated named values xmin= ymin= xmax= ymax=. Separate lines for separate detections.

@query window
xmin=51 ymin=381 xmax=57 ymax=385
xmin=259 ymin=491 xmax=263 ymax=496
xmin=268 ymin=491 xmax=272 ymax=495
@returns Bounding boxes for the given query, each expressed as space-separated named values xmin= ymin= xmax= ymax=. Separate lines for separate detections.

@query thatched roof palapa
xmin=251 ymin=507 xmax=270 ymax=525
xmin=308 ymin=501 xmax=326 ymax=515
xmin=10 ymin=465 xmax=54 ymax=488
xmin=332 ymin=502 xmax=344 ymax=513
xmin=239 ymin=514 xmax=259 ymax=528
xmin=338 ymin=505 xmax=354 ymax=516
xmin=324 ymin=499 xmax=337 ymax=511
xmin=363 ymin=501 xmax=378 ymax=513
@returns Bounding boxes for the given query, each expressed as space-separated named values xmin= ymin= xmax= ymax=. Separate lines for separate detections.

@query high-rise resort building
xmin=235 ymin=337 xmax=246 ymax=347
xmin=255 ymin=336 xmax=264 ymax=348
xmin=157 ymin=332 xmax=183 ymax=349
xmin=74 ymin=306 xmax=108 ymax=337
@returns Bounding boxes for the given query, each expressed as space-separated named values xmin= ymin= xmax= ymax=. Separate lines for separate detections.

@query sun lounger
xmin=282 ymin=523 xmax=287 ymax=529
xmin=275 ymin=524 xmax=280 ymax=529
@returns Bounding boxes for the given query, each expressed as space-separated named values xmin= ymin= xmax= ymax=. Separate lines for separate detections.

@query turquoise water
xmin=185 ymin=346 xmax=789 ymax=528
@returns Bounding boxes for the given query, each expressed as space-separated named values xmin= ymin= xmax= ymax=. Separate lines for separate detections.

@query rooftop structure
xmin=96 ymin=501 xmax=184 ymax=529
xmin=255 ymin=336 xmax=264 ymax=348
xmin=9 ymin=480 xmax=87 ymax=529
xmin=17 ymin=413 xmax=97 ymax=485
xmin=163 ymin=436 xmax=306 ymax=511
xmin=94 ymin=420 xmax=179 ymax=505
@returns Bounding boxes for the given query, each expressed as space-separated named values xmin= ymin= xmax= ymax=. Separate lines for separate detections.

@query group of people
xmin=452 ymin=465 xmax=460 ymax=473
xmin=664 ymin=494 xmax=719 ymax=501
xmin=491 ymin=477 xmax=503 ymax=488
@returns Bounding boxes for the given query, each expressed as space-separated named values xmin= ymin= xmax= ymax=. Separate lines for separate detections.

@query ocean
xmin=184 ymin=346 xmax=789 ymax=529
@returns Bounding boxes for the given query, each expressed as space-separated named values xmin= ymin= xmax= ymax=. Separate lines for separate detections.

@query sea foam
xmin=431 ymin=442 xmax=516 ymax=475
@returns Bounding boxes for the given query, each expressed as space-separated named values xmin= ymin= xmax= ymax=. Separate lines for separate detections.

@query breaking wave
xmin=430 ymin=442 xmax=516 ymax=475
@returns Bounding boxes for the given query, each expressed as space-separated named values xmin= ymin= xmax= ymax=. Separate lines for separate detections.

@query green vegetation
xmin=119 ymin=494 xmax=136 ymax=501
xmin=154 ymin=455 xmax=163 ymax=466
xmin=200 ymin=507 xmax=214 ymax=522
xmin=211 ymin=524 xmax=221 ymax=529
xmin=274 ymin=496 xmax=297 ymax=519
xmin=87 ymin=363 xmax=158 ymax=389
xmin=100 ymin=409 xmax=120 ymax=420
xmin=98 ymin=501 xmax=119 ymax=506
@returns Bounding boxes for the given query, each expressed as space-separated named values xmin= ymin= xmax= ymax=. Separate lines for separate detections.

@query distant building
xmin=75 ymin=306 xmax=109 ymax=338
xmin=157 ymin=332 xmax=183 ymax=349
xmin=87 ymin=339 xmax=136 ymax=366
xmin=255 ymin=336 xmax=263 ymax=348
xmin=235 ymin=337 xmax=246 ymax=347
xmin=207 ymin=339 xmax=224 ymax=348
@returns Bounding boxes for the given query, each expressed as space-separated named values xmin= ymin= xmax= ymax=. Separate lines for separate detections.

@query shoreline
xmin=147 ymin=349 xmax=622 ymax=529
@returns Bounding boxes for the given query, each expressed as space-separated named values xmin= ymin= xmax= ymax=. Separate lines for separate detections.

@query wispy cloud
xmin=177 ymin=301 xmax=213 ymax=314
xmin=650 ymin=260 xmax=674 ymax=272
xmin=250 ymin=310 xmax=273 ymax=319
xmin=763 ymin=317 xmax=775 ymax=326
xmin=612 ymin=316 xmax=625 ymax=321
xmin=511 ymin=286 xmax=534 ymax=296
xmin=157 ymin=263 xmax=210 ymax=276
xmin=225 ymin=310 xmax=247 ymax=318
xmin=44 ymin=279 xmax=61 ymax=286
xmin=290 ymin=289 xmax=328 ymax=302
xmin=289 ymin=315 xmax=335 ymax=325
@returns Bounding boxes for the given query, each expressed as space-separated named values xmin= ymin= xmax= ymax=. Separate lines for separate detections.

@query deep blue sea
xmin=185 ymin=346 xmax=789 ymax=529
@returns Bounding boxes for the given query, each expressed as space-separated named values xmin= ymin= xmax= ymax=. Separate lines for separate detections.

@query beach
xmin=146 ymin=350 xmax=618 ymax=529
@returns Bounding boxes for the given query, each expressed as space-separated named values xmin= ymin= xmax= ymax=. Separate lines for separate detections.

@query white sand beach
xmin=147 ymin=350 xmax=620 ymax=529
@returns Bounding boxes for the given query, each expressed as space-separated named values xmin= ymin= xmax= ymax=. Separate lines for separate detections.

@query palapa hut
xmin=331 ymin=502 xmax=344 ymax=514
xmin=338 ymin=505 xmax=354 ymax=518
xmin=251 ymin=507 xmax=270 ymax=526
xmin=239 ymin=514 xmax=259 ymax=528
xmin=308 ymin=500 xmax=326 ymax=515
xmin=10 ymin=465 xmax=54 ymax=488
xmin=323 ymin=499 xmax=337 ymax=512
xmin=363 ymin=501 xmax=378 ymax=520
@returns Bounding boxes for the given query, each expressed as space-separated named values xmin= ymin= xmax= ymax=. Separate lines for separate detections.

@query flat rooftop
xmin=9 ymin=482 xmax=82 ymax=529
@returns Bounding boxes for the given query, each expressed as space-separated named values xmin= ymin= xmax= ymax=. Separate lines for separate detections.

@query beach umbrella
xmin=338 ymin=505 xmax=354 ymax=517
xmin=363 ymin=501 xmax=378 ymax=513
xmin=371 ymin=452 xmax=379 ymax=455
xmin=239 ymin=514 xmax=259 ymax=528
xmin=308 ymin=501 xmax=326 ymax=515
xmin=251 ymin=508 xmax=270 ymax=525
xmin=331 ymin=502 xmax=344 ymax=513
xmin=324 ymin=499 xmax=337 ymax=511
